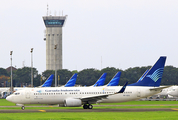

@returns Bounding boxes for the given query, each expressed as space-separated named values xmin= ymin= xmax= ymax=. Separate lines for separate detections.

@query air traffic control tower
xmin=43 ymin=15 xmax=67 ymax=70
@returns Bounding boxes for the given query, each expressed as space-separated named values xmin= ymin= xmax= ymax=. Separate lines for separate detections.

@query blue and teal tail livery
xmin=93 ymin=73 xmax=107 ymax=87
xmin=107 ymin=72 xmax=121 ymax=86
xmin=42 ymin=74 xmax=54 ymax=87
xmin=128 ymin=56 xmax=166 ymax=87
xmin=65 ymin=73 xmax=78 ymax=87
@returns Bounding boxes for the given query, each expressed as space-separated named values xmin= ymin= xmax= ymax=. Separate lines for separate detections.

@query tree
xmin=13 ymin=67 xmax=40 ymax=87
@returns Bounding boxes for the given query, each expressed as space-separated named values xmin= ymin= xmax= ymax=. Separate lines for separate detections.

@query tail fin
xmin=93 ymin=73 xmax=107 ymax=87
xmin=137 ymin=69 xmax=149 ymax=82
xmin=42 ymin=74 xmax=54 ymax=87
xmin=65 ymin=73 xmax=78 ymax=87
xmin=128 ymin=56 xmax=166 ymax=87
xmin=107 ymin=72 xmax=121 ymax=86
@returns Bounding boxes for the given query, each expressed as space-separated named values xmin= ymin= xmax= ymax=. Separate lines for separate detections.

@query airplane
xmin=6 ymin=56 xmax=170 ymax=110
xmin=106 ymin=72 xmax=121 ymax=86
xmin=93 ymin=73 xmax=107 ymax=87
xmin=167 ymin=86 xmax=178 ymax=97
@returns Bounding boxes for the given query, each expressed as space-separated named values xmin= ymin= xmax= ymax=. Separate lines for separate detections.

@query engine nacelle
xmin=64 ymin=98 xmax=82 ymax=107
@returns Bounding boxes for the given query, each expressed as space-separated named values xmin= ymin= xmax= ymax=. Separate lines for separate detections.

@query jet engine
xmin=64 ymin=98 xmax=82 ymax=107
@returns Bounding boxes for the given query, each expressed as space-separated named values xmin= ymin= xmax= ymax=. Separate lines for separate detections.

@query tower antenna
xmin=47 ymin=4 xmax=49 ymax=16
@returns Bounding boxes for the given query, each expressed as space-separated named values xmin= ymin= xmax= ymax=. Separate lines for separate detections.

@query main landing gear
xmin=83 ymin=104 xmax=93 ymax=109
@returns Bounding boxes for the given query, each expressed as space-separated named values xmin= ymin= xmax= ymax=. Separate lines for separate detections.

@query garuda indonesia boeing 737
xmin=6 ymin=56 xmax=170 ymax=110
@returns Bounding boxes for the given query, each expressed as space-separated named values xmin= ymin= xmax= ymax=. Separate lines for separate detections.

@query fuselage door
xmin=25 ymin=90 xmax=30 ymax=99
xmin=137 ymin=88 xmax=141 ymax=97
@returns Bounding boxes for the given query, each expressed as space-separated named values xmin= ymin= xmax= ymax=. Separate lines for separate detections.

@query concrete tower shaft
xmin=43 ymin=15 xmax=67 ymax=70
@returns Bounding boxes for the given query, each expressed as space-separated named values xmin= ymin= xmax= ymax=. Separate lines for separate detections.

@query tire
xmin=21 ymin=106 xmax=25 ymax=110
xmin=83 ymin=104 xmax=88 ymax=109
xmin=88 ymin=104 xmax=93 ymax=109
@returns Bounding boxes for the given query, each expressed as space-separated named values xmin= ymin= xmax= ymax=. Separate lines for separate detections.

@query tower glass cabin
xmin=43 ymin=15 xmax=67 ymax=70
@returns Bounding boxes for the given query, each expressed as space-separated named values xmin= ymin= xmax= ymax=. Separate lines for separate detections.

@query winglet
xmin=117 ymin=82 xmax=128 ymax=93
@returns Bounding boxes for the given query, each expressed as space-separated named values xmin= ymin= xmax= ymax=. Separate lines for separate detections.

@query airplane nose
xmin=167 ymin=91 xmax=173 ymax=96
xmin=6 ymin=96 xmax=13 ymax=102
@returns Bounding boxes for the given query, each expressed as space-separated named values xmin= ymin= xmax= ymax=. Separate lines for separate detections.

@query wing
xmin=80 ymin=82 xmax=128 ymax=104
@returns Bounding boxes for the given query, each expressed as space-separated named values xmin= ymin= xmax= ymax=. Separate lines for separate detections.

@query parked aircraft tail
xmin=128 ymin=56 xmax=166 ymax=87
xmin=107 ymin=72 xmax=121 ymax=86
xmin=93 ymin=73 xmax=107 ymax=87
xmin=41 ymin=74 xmax=54 ymax=87
xmin=65 ymin=73 xmax=78 ymax=87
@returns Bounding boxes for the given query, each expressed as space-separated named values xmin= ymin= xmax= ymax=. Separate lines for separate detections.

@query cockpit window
xmin=14 ymin=93 xmax=20 ymax=95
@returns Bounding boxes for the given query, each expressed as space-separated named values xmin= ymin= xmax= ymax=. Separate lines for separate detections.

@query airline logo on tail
xmin=146 ymin=68 xmax=164 ymax=82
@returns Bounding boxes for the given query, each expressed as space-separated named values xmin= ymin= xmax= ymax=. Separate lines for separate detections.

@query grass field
xmin=0 ymin=112 xmax=178 ymax=120
xmin=0 ymin=99 xmax=178 ymax=120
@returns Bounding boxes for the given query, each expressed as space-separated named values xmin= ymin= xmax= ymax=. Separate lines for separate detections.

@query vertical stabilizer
xmin=107 ymin=72 xmax=121 ymax=86
xmin=128 ymin=56 xmax=166 ymax=87
xmin=42 ymin=74 xmax=54 ymax=87
xmin=93 ymin=73 xmax=107 ymax=87
xmin=65 ymin=73 xmax=78 ymax=87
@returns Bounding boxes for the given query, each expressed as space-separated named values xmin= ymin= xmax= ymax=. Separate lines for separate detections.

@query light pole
xmin=31 ymin=48 xmax=33 ymax=87
xmin=54 ymin=44 xmax=57 ymax=87
xmin=10 ymin=51 xmax=13 ymax=93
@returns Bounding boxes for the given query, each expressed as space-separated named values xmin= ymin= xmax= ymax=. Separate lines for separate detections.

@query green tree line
xmin=0 ymin=66 xmax=178 ymax=87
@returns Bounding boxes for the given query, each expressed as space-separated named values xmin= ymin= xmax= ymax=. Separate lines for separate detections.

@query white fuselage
xmin=7 ymin=86 xmax=162 ymax=105
xmin=168 ymin=86 xmax=178 ymax=97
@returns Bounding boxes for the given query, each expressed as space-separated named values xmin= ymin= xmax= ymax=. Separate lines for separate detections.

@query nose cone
xmin=6 ymin=95 xmax=14 ymax=103
xmin=167 ymin=91 xmax=176 ymax=97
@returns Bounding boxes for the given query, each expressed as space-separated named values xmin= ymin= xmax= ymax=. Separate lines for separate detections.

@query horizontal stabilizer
xmin=117 ymin=82 xmax=128 ymax=93
xmin=149 ymin=86 xmax=172 ymax=91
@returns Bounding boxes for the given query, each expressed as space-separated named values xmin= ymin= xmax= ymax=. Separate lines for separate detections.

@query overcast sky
xmin=1 ymin=0 xmax=178 ymax=73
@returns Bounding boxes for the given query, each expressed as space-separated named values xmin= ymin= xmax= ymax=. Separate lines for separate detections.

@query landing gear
xmin=88 ymin=104 xmax=93 ymax=109
xmin=83 ymin=104 xmax=88 ymax=109
xmin=21 ymin=106 xmax=25 ymax=110
xmin=83 ymin=104 xmax=93 ymax=109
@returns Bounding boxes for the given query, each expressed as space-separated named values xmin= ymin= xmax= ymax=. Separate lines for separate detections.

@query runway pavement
xmin=0 ymin=108 xmax=178 ymax=113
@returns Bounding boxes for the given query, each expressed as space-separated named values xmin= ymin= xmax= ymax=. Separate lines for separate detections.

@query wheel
xmin=83 ymin=104 xmax=88 ymax=109
xmin=88 ymin=104 xmax=93 ymax=109
xmin=21 ymin=106 xmax=25 ymax=110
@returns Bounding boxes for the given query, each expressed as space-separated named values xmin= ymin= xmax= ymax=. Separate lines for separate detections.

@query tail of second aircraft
xmin=107 ymin=72 xmax=121 ymax=86
xmin=42 ymin=74 xmax=54 ymax=87
xmin=93 ymin=73 xmax=107 ymax=87
xmin=65 ymin=73 xmax=78 ymax=87
xmin=128 ymin=56 xmax=166 ymax=87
